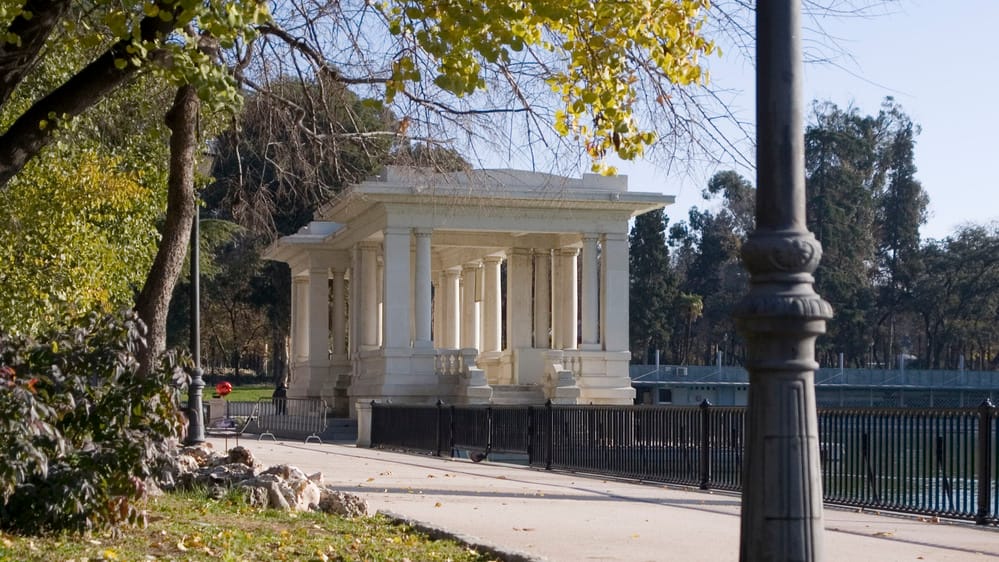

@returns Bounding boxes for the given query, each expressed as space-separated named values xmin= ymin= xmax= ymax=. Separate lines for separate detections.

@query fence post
xmin=700 ymin=399 xmax=711 ymax=490
xmin=545 ymin=399 xmax=553 ymax=471
xmin=435 ymin=399 xmax=444 ymax=457
xmin=368 ymin=400 xmax=377 ymax=447
xmin=976 ymin=398 xmax=995 ymax=525
xmin=449 ymin=404 xmax=456 ymax=456
xmin=527 ymin=405 xmax=535 ymax=466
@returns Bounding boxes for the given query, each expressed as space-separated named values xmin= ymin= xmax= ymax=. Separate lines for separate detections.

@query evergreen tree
xmin=873 ymin=99 xmax=929 ymax=365
xmin=668 ymin=171 xmax=754 ymax=365
xmin=629 ymin=208 xmax=677 ymax=364
xmin=805 ymin=102 xmax=881 ymax=366
xmin=804 ymin=99 xmax=929 ymax=367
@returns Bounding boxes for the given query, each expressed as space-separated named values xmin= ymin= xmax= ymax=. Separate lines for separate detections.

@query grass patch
xmin=0 ymin=489 xmax=497 ymax=561
xmin=222 ymin=384 xmax=274 ymax=403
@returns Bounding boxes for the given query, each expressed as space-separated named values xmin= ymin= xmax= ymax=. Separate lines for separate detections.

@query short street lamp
xmin=185 ymin=147 xmax=214 ymax=445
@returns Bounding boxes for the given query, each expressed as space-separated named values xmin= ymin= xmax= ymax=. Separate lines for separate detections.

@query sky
xmin=618 ymin=1 xmax=999 ymax=242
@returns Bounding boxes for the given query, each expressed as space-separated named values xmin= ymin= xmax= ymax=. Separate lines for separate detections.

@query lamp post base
xmin=185 ymin=366 xmax=206 ymax=445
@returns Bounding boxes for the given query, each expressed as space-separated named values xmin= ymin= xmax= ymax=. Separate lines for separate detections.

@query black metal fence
xmin=370 ymin=400 xmax=998 ymax=525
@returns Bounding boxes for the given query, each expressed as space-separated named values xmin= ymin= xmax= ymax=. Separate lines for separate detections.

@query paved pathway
xmin=210 ymin=438 xmax=999 ymax=561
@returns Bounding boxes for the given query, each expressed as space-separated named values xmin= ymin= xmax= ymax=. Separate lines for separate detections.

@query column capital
xmin=358 ymin=240 xmax=380 ymax=251
xmin=482 ymin=255 xmax=504 ymax=265
xmin=602 ymin=232 xmax=627 ymax=243
xmin=558 ymin=247 xmax=580 ymax=257
xmin=461 ymin=262 xmax=481 ymax=273
xmin=383 ymin=226 xmax=411 ymax=236
xmin=413 ymin=227 xmax=433 ymax=238
xmin=509 ymin=247 xmax=532 ymax=258
xmin=582 ymin=232 xmax=600 ymax=241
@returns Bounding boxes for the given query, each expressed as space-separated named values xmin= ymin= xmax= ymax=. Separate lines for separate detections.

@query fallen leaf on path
xmin=434 ymin=502 xmax=442 ymax=508
xmin=872 ymin=531 xmax=894 ymax=538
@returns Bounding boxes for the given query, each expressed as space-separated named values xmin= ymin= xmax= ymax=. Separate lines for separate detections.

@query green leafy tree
xmin=0 ymin=150 xmax=163 ymax=335
xmin=629 ymin=208 xmax=677 ymax=364
xmin=0 ymin=36 xmax=172 ymax=336
xmin=0 ymin=0 xmax=266 ymax=186
xmin=911 ymin=226 xmax=999 ymax=370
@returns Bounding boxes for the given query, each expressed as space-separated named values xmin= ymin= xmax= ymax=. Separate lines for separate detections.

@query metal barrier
xmin=256 ymin=397 xmax=329 ymax=443
xmin=205 ymin=402 xmax=258 ymax=448
xmin=224 ymin=400 xmax=260 ymax=418
xmin=370 ymin=399 xmax=999 ymax=525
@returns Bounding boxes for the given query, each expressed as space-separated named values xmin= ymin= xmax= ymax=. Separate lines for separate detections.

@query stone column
xmin=558 ymin=247 xmax=578 ymax=350
xmin=433 ymin=272 xmax=443 ymax=347
xmin=306 ymin=266 xmax=330 ymax=367
xmin=331 ymin=267 xmax=347 ymax=358
xmin=580 ymin=234 xmax=600 ymax=348
xmin=376 ymin=253 xmax=384 ymax=347
xmin=349 ymin=247 xmax=360 ymax=357
xmin=533 ymin=250 xmax=552 ymax=349
xmin=414 ymin=228 xmax=433 ymax=347
xmin=482 ymin=256 xmax=503 ymax=352
xmin=601 ymin=233 xmax=629 ymax=352
xmin=292 ymin=276 xmax=309 ymax=361
xmin=382 ymin=227 xmax=412 ymax=349
xmin=444 ymin=267 xmax=461 ymax=349
xmin=461 ymin=262 xmax=480 ymax=350
xmin=359 ymin=242 xmax=379 ymax=348
xmin=736 ymin=3 xmax=832 ymax=560
xmin=507 ymin=248 xmax=533 ymax=349
xmin=552 ymin=250 xmax=563 ymax=349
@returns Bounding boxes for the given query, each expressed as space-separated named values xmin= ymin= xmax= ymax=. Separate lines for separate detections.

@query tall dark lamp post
xmin=184 ymin=148 xmax=214 ymax=445
xmin=736 ymin=2 xmax=833 ymax=560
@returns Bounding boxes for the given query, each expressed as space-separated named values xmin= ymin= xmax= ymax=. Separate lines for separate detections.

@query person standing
xmin=272 ymin=383 xmax=288 ymax=415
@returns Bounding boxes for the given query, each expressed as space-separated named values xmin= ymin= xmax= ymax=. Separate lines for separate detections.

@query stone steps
xmin=320 ymin=418 xmax=358 ymax=442
xmin=489 ymin=384 xmax=546 ymax=405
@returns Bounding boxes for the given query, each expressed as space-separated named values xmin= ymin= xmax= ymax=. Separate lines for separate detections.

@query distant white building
xmin=264 ymin=167 xmax=672 ymax=417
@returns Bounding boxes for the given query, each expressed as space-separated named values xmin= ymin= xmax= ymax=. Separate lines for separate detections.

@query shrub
xmin=0 ymin=311 xmax=185 ymax=534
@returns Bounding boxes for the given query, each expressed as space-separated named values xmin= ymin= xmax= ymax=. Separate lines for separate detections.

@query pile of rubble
xmin=161 ymin=443 xmax=369 ymax=517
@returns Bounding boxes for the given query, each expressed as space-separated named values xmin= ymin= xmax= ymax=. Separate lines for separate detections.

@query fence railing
xmin=370 ymin=400 xmax=998 ymax=525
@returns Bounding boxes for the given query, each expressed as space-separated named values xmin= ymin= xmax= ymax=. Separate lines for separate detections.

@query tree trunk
xmin=135 ymin=85 xmax=199 ymax=374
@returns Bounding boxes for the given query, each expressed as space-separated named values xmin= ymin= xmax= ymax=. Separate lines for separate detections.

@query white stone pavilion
xmin=264 ymin=167 xmax=672 ymax=417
